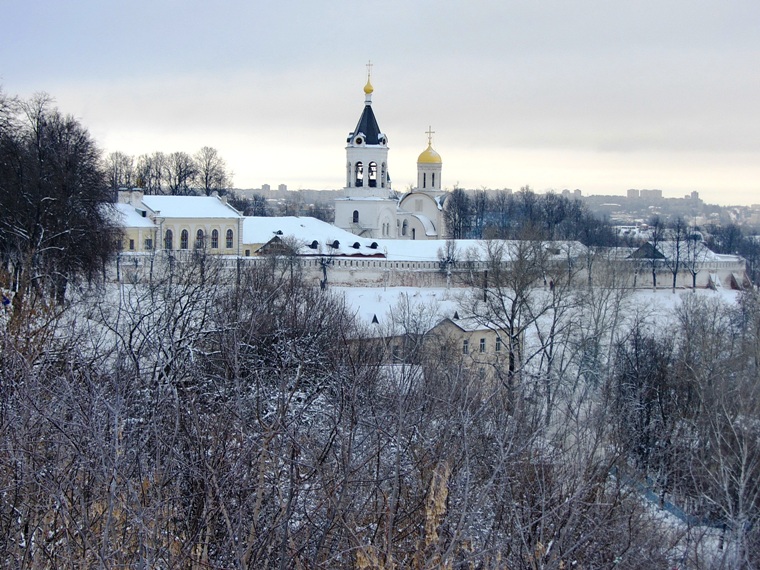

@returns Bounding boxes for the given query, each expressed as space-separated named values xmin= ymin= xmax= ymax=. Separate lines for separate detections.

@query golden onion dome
xmin=417 ymin=143 xmax=442 ymax=164
xmin=364 ymin=78 xmax=374 ymax=95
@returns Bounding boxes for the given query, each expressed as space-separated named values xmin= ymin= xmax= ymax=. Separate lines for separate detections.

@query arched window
xmin=432 ymin=173 xmax=436 ymax=188
xmin=354 ymin=162 xmax=363 ymax=187
xmin=423 ymin=172 xmax=426 ymax=188
xmin=368 ymin=162 xmax=377 ymax=187
xmin=352 ymin=210 xmax=359 ymax=224
xmin=180 ymin=229 xmax=189 ymax=250
xmin=164 ymin=229 xmax=173 ymax=250
xmin=381 ymin=163 xmax=386 ymax=188
xmin=226 ymin=229 xmax=234 ymax=249
xmin=412 ymin=228 xmax=416 ymax=240
xmin=211 ymin=229 xmax=219 ymax=249
xmin=402 ymin=220 xmax=408 ymax=236
xmin=195 ymin=229 xmax=204 ymax=249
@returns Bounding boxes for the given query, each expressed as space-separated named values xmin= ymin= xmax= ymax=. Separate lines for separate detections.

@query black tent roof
xmin=347 ymin=104 xmax=383 ymax=145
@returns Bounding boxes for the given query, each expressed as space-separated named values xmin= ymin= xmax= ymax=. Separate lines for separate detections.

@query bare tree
xmin=195 ymin=146 xmax=231 ymax=196
xmin=648 ymin=215 xmax=666 ymax=289
xmin=135 ymin=151 xmax=167 ymax=194
xmin=443 ymin=187 xmax=471 ymax=239
xmin=104 ymin=150 xmax=135 ymax=190
xmin=461 ymin=237 xmax=554 ymax=404
xmin=0 ymin=93 xmax=119 ymax=317
xmin=684 ymin=227 xmax=710 ymax=290
xmin=164 ymin=151 xmax=197 ymax=195
xmin=663 ymin=216 xmax=688 ymax=291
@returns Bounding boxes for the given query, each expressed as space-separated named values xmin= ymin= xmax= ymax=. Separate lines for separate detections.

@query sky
xmin=2 ymin=1 xmax=759 ymax=205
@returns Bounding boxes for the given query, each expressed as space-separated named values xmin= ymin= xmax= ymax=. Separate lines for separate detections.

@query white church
xmin=333 ymin=69 xmax=449 ymax=240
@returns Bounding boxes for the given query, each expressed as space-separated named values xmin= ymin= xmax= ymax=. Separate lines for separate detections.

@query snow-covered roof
xmin=335 ymin=196 xmax=393 ymax=202
xmin=111 ymin=203 xmax=157 ymax=229
xmin=643 ymin=240 xmax=727 ymax=262
xmin=432 ymin=316 xmax=497 ymax=333
xmin=141 ymin=196 xmax=243 ymax=219
xmin=411 ymin=214 xmax=437 ymax=236
xmin=372 ymin=239 xmax=587 ymax=263
xmin=242 ymin=216 xmax=384 ymax=256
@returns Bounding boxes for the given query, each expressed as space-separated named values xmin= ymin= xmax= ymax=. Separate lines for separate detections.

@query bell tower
xmin=334 ymin=63 xmax=398 ymax=238
xmin=344 ymin=62 xmax=390 ymax=197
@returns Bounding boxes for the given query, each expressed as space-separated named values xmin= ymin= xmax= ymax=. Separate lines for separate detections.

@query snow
xmin=141 ymin=195 xmax=243 ymax=219
xmin=242 ymin=216 xmax=381 ymax=256
xmin=336 ymin=285 xmax=742 ymax=329
xmin=335 ymin=286 xmax=460 ymax=331
xmin=372 ymin=239 xmax=586 ymax=263
xmin=410 ymin=214 xmax=437 ymax=236
xmin=111 ymin=203 xmax=157 ymax=229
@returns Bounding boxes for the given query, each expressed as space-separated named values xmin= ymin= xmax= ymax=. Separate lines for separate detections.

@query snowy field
xmin=335 ymin=285 xmax=742 ymax=328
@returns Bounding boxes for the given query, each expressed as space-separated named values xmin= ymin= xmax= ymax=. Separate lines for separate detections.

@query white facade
xmin=334 ymin=77 xmax=449 ymax=240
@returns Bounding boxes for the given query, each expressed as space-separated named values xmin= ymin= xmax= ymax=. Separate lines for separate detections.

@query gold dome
xmin=417 ymin=143 xmax=442 ymax=164
xmin=364 ymin=78 xmax=374 ymax=95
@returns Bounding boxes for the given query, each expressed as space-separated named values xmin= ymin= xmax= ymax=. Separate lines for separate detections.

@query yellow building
xmin=117 ymin=190 xmax=243 ymax=255
xmin=114 ymin=202 xmax=158 ymax=253
xmin=425 ymin=316 xmax=516 ymax=381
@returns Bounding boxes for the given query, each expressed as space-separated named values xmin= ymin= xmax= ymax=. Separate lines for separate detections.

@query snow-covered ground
xmin=336 ymin=285 xmax=742 ymax=329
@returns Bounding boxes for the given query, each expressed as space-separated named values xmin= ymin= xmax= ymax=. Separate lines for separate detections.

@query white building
xmin=334 ymin=71 xmax=449 ymax=240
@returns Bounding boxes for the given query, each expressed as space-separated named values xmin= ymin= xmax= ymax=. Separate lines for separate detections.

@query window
xmin=129 ymin=239 xmax=135 ymax=251
xmin=164 ymin=229 xmax=173 ymax=250
xmin=144 ymin=238 xmax=153 ymax=251
xmin=368 ymin=162 xmax=377 ymax=187
xmin=496 ymin=337 xmax=502 ymax=352
xmin=480 ymin=338 xmax=486 ymax=353
xmin=355 ymin=162 xmax=363 ymax=187
xmin=462 ymin=340 xmax=469 ymax=354
xmin=402 ymin=220 xmax=408 ymax=236
xmin=195 ymin=229 xmax=204 ymax=249
xmin=211 ymin=229 xmax=219 ymax=249
xmin=180 ymin=230 xmax=189 ymax=250
xmin=432 ymin=173 xmax=435 ymax=187
xmin=353 ymin=210 xmax=359 ymax=223
xmin=226 ymin=229 xmax=234 ymax=249
xmin=423 ymin=173 xmax=426 ymax=188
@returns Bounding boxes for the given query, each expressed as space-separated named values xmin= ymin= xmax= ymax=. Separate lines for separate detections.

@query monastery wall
xmin=112 ymin=251 xmax=750 ymax=291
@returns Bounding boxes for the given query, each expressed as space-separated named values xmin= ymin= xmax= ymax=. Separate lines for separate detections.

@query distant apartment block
xmin=639 ymin=189 xmax=663 ymax=200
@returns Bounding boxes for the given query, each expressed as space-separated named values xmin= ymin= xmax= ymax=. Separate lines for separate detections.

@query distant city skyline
xmin=3 ymin=1 xmax=759 ymax=205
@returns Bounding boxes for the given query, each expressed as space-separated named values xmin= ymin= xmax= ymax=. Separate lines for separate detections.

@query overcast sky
xmin=3 ymin=1 xmax=759 ymax=204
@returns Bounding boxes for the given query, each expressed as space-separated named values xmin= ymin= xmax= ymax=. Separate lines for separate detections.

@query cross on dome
xmin=426 ymin=126 xmax=435 ymax=145
xmin=363 ymin=60 xmax=374 ymax=96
